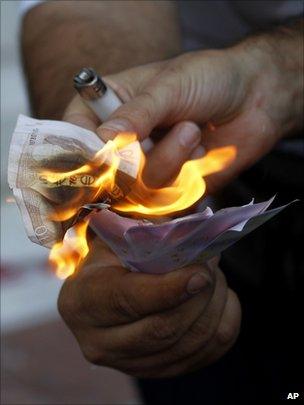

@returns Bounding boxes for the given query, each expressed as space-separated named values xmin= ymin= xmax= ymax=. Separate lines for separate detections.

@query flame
xmin=43 ymin=131 xmax=236 ymax=278
xmin=49 ymin=207 xmax=80 ymax=222
xmin=49 ymin=220 xmax=89 ymax=279
xmin=41 ymin=133 xmax=136 ymax=222
xmin=113 ymin=146 xmax=236 ymax=216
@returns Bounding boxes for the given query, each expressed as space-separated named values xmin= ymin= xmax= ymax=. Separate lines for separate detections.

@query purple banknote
xmin=89 ymin=197 xmax=294 ymax=274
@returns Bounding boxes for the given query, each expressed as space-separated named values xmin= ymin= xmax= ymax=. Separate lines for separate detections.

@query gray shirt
xmin=178 ymin=0 xmax=303 ymax=50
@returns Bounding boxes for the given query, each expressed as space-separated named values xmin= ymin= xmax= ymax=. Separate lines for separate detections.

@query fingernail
xmin=187 ymin=272 xmax=212 ymax=295
xmin=178 ymin=123 xmax=201 ymax=148
xmin=190 ymin=145 xmax=206 ymax=159
xmin=97 ymin=118 xmax=133 ymax=141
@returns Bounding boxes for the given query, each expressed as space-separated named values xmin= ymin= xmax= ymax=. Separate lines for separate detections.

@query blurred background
xmin=0 ymin=2 xmax=140 ymax=403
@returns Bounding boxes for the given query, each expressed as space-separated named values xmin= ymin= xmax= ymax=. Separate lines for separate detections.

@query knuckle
xmin=215 ymin=321 xmax=238 ymax=347
xmin=146 ymin=315 xmax=180 ymax=345
xmin=136 ymin=91 xmax=156 ymax=121
xmin=159 ymin=68 xmax=184 ymax=99
xmin=77 ymin=272 xmax=99 ymax=315
xmin=215 ymin=291 xmax=241 ymax=347
xmin=57 ymin=285 xmax=68 ymax=318
xmin=168 ymin=336 xmax=200 ymax=361
xmin=61 ymin=270 xmax=103 ymax=324
xmin=109 ymin=288 xmax=139 ymax=320
xmin=186 ymin=314 xmax=215 ymax=345
xmin=57 ymin=281 xmax=78 ymax=324
xmin=140 ymin=88 xmax=156 ymax=104
xmin=78 ymin=330 xmax=109 ymax=367
xmin=82 ymin=344 xmax=106 ymax=366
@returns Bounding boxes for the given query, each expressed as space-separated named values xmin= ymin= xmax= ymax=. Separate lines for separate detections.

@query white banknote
xmin=8 ymin=115 xmax=141 ymax=247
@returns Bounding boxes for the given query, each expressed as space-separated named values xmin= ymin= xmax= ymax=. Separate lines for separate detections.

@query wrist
xmin=232 ymin=30 xmax=303 ymax=138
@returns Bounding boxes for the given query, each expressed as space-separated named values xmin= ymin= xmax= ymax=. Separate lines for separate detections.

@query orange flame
xmin=113 ymin=146 xmax=236 ymax=216
xmin=45 ymin=132 xmax=236 ymax=278
xmin=41 ymin=133 xmax=136 ymax=222
xmin=49 ymin=220 xmax=89 ymax=279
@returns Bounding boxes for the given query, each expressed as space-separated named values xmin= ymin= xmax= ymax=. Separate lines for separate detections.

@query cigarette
xmin=74 ymin=67 xmax=153 ymax=152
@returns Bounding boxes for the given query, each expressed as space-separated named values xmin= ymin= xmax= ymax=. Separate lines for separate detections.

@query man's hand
xmin=63 ymin=94 xmax=204 ymax=188
xmin=57 ymin=110 xmax=240 ymax=377
xmin=58 ymin=239 xmax=241 ymax=378
xmin=67 ymin=20 xmax=301 ymax=194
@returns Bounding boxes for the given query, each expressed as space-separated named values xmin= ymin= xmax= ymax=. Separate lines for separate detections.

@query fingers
xmin=143 ymin=121 xmax=202 ymax=187
xmin=96 ymin=75 xmax=177 ymax=142
xmin=157 ymin=267 xmax=228 ymax=363
xmin=63 ymin=95 xmax=100 ymax=132
xmin=90 ymin=265 xmax=222 ymax=360
xmin=58 ymin=253 xmax=213 ymax=328
xmin=79 ymin=283 xmax=214 ymax=368
xmin=103 ymin=61 xmax=167 ymax=103
xmin=74 ymin=266 xmax=237 ymax=378
xmin=153 ymin=289 xmax=241 ymax=378
xmin=62 ymin=61 xmax=167 ymax=138
xmin=59 ymin=253 xmax=241 ymax=378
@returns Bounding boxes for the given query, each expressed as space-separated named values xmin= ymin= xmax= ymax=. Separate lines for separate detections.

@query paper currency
xmin=8 ymin=115 xmax=295 ymax=276
xmin=89 ymin=197 xmax=294 ymax=273
xmin=8 ymin=115 xmax=141 ymax=247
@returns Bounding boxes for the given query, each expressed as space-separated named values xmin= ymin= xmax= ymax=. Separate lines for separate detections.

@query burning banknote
xmin=8 ymin=115 xmax=293 ymax=278
xmin=8 ymin=115 xmax=141 ymax=247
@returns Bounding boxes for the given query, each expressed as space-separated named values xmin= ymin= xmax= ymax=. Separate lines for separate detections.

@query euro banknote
xmin=89 ymin=197 xmax=293 ymax=273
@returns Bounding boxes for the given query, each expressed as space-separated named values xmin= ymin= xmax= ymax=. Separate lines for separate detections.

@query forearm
xmin=21 ymin=0 xmax=181 ymax=119
xmin=234 ymin=18 xmax=304 ymax=136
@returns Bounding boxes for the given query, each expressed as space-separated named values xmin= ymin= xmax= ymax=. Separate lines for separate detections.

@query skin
xmin=22 ymin=2 xmax=303 ymax=377
xmin=65 ymin=19 xmax=303 ymax=193
xmin=58 ymin=239 xmax=241 ymax=378
xmin=21 ymin=0 xmax=181 ymax=119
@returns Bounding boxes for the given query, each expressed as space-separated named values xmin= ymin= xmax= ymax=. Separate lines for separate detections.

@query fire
xmin=113 ymin=146 xmax=236 ymax=216
xmin=45 ymin=132 xmax=236 ymax=279
xmin=49 ymin=220 xmax=89 ymax=279
xmin=41 ymin=133 xmax=137 ymax=223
